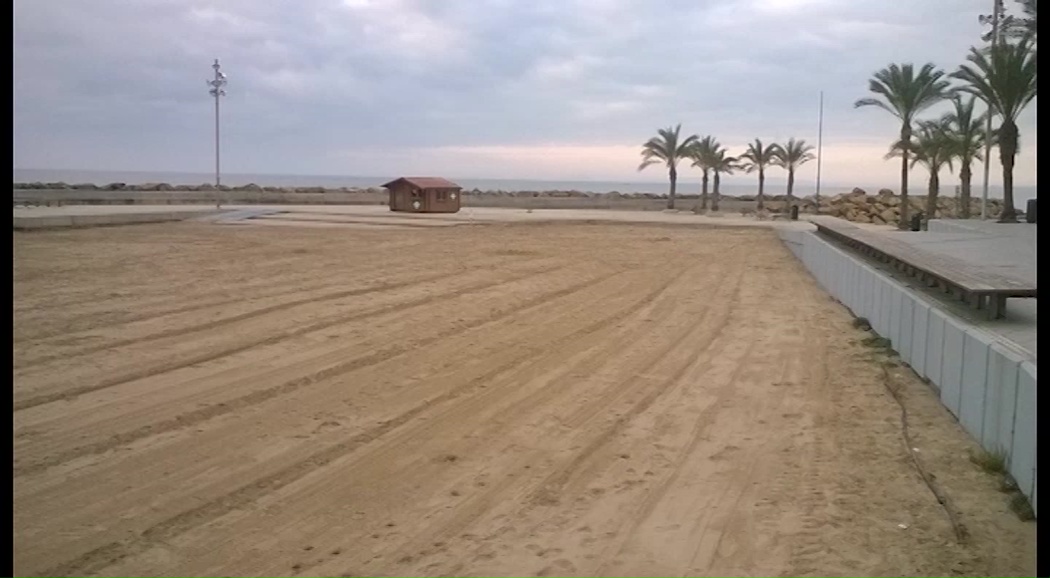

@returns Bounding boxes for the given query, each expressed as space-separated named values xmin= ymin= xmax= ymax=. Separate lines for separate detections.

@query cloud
xmin=13 ymin=0 xmax=1037 ymax=187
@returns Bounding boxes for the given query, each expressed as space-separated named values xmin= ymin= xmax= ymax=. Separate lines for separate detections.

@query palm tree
xmin=770 ymin=138 xmax=816 ymax=208
xmin=1002 ymin=0 xmax=1037 ymax=44
xmin=710 ymin=150 xmax=739 ymax=213
xmin=638 ymin=124 xmax=700 ymax=210
xmin=952 ymin=35 xmax=1037 ymax=222
xmin=688 ymin=136 xmax=722 ymax=211
xmin=855 ymin=63 xmax=952 ymax=229
xmin=888 ymin=120 xmax=956 ymax=226
xmin=941 ymin=95 xmax=988 ymax=219
xmin=737 ymin=139 xmax=778 ymax=211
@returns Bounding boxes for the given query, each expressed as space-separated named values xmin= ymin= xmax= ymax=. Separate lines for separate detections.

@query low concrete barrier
xmin=779 ymin=227 xmax=1037 ymax=515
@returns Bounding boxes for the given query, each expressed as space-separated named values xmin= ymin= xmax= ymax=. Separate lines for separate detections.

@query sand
xmin=13 ymin=221 xmax=1035 ymax=577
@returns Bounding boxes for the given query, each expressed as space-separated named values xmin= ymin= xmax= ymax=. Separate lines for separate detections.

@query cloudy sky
xmin=13 ymin=0 xmax=1037 ymax=188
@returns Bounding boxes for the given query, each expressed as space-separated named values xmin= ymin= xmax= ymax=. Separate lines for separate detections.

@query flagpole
xmin=816 ymin=90 xmax=824 ymax=213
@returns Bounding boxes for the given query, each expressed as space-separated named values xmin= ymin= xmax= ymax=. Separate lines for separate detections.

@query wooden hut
xmin=382 ymin=177 xmax=462 ymax=214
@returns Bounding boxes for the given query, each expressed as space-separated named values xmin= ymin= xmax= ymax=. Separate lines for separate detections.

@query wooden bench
xmin=808 ymin=216 xmax=1036 ymax=320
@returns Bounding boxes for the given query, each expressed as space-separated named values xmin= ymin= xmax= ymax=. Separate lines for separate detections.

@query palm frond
xmin=951 ymin=37 xmax=1036 ymax=123
xmin=638 ymin=124 xmax=701 ymax=173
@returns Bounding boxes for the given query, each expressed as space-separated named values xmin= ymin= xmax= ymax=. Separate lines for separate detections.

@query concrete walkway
xmin=13 ymin=203 xmax=816 ymax=230
xmin=13 ymin=205 xmax=221 ymax=230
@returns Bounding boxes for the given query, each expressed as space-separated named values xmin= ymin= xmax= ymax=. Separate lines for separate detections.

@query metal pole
xmin=215 ymin=83 xmax=221 ymax=205
xmin=208 ymin=59 xmax=227 ymax=209
xmin=980 ymin=0 xmax=1002 ymax=220
xmin=816 ymin=90 xmax=824 ymax=213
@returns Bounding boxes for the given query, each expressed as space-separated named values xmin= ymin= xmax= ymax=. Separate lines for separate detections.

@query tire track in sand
xmin=13 ymin=262 xmax=565 ymax=412
xmin=524 ymin=258 xmax=745 ymax=510
xmin=583 ymin=263 xmax=818 ymax=578
xmin=16 ymin=256 xmax=548 ymax=368
xmin=348 ymin=257 xmax=743 ymax=577
xmin=38 ymin=267 xmax=685 ymax=577
xmin=14 ymin=247 xmax=520 ymax=343
xmin=16 ymin=268 xmax=614 ymax=478
xmin=341 ymin=264 xmax=726 ymax=576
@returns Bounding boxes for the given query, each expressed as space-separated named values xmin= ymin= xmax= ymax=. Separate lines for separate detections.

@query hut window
xmin=411 ymin=189 xmax=421 ymax=198
xmin=437 ymin=190 xmax=448 ymax=201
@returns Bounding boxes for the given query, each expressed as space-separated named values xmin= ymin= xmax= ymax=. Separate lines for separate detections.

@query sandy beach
xmin=13 ymin=220 xmax=1035 ymax=576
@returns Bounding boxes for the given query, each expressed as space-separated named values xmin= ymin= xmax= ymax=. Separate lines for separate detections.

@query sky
xmin=13 ymin=0 xmax=1038 ymax=189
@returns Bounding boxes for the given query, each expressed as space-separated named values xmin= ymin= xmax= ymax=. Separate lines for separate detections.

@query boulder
xmin=879 ymin=208 xmax=898 ymax=223
xmin=878 ymin=188 xmax=895 ymax=197
xmin=850 ymin=187 xmax=867 ymax=196
xmin=242 ymin=183 xmax=262 ymax=191
xmin=137 ymin=183 xmax=161 ymax=191
xmin=156 ymin=183 xmax=173 ymax=191
xmin=198 ymin=183 xmax=215 ymax=191
xmin=72 ymin=183 xmax=99 ymax=190
xmin=45 ymin=182 xmax=71 ymax=189
xmin=104 ymin=182 xmax=127 ymax=190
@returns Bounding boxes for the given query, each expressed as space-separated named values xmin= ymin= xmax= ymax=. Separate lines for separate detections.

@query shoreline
xmin=13 ymin=182 xmax=1007 ymax=224
xmin=12 ymin=180 xmax=770 ymax=201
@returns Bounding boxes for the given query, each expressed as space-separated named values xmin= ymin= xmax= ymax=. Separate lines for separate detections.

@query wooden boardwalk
xmin=809 ymin=217 xmax=1036 ymax=320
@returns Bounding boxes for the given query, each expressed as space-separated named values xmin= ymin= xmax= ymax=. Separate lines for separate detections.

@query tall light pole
xmin=208 ymin=58 xmax=228 ymax=208
xmin=978 ymin=0 xmax=1008 ymax=220
xmin=816 ymin=90 xmax=824 ymax=213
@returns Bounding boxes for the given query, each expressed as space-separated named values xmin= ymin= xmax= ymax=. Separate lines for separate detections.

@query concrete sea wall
xmin=778 ymin=228 xmax=1037 ymax=515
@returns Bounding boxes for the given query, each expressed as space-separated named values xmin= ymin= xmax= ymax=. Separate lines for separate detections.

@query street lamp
xmin=977 ymin=0 xmax=1009 ymax=220
xmin=208 ymin=58 xmax=228 ymax=208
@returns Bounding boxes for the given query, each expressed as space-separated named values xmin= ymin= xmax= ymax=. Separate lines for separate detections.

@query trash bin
xmin=790 ymin=205 xmax=799 ymax=221
xmin=910 ymin=212 xmax=923 ymax=231
xmin=1026 ymin=199 xmax=1037 ymax=223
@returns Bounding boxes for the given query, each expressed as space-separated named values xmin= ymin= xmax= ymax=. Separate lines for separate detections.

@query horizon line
xmin=13 ymin=167 xmax=1036 ymax=190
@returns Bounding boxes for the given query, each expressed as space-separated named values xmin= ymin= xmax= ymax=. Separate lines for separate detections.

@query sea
xmin=12 ymin=168 xmax=1037 ymax=205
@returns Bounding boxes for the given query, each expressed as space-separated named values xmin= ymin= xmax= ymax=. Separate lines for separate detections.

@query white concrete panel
xmin=858 ymin=268 xmax=872 ymax=320
xmin=876 ymin=279 xmax=892 ymax=337
xmin=959 ymin=330 xmax=991 ymax=440
xmin=898 ymin=297 xmax=914 ymax=366
xmin=982 ymin=343 xmax=1022 ymax=454
xmin=1033 ymin=468 xmax=1038 ymax=517
xmin=910 ymin=302 xmax=930 ymax=377
xmin=845 ymin=260 xmax=858 ymax=311
xmin=888 ymin=285 xmax=903 ymax=351
xmin=926 ymin=311 xmax=946 ymax=388
xmin=864 ymin=268 xmax=878 ymax=322
xmin=1010 ymin=362 xmax=1037 ymax=499
xmin=940 ymin=318 xmax=967 ymax=418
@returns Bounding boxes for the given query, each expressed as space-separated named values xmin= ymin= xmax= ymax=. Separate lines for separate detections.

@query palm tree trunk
xmin=899 ymin=125 xmax=911 ymax=230
xmin=668 ymin=167 xmax=677 ymax=210
xmin=701 ymin=171 xmax=709 ymax=210
xmin=712 ymin=172 xmax=721 ymax=212
xmin=926 ymin=171 xmax=939 ymax=227
xmin=757 ymin=169 xmax=765 ymax=211
xmin=999 ymin=120 xmax=1019 ymax=222
xmin=786 ymin=168 xmax=795 ymax=207
xmin=960 ymin=161 xmax=972 ymax=219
